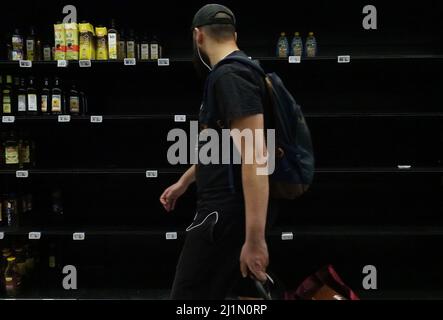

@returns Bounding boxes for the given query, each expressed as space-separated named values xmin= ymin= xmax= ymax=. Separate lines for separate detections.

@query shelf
xmin=0 ymin=167 xmax=441 ymax=176
xmin=1 ymin=114 xmax=199 ymax=122
xmin=258 ymin=54 xmax=443 ymax=62
xmin=2 ymin=225 xmax=443 ymax=238
xmin=0 ymin=54 xmax=442 ymax=69
xmin=2 ymin=112 xmax=442 ymax=123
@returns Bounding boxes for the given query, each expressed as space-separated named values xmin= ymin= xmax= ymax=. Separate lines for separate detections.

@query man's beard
xmin=192 ymin=42 xmax=211 ymax=80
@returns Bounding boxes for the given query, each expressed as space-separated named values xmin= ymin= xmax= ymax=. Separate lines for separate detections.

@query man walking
xmin=160 ymin=4 xmax=275 ymax=300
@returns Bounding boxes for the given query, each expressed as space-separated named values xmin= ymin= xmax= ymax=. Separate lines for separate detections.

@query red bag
xmin=285 ymin=265 xmax=360 ymax=300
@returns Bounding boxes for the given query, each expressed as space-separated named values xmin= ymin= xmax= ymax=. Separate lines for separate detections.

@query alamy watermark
xmin=167 ymin=121 xmax=276 ymax=176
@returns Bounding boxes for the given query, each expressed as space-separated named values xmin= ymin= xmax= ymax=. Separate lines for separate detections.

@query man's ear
xmin=194 ymin=28 xmax=204 ymax=45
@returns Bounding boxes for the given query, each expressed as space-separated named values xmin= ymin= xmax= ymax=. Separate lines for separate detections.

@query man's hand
xmin=159 ymin=181 xmax=188 ymax=212
xmin=240 ymin=239 xmax=269 ymax=282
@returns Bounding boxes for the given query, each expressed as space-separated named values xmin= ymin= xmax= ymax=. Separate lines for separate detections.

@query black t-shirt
xmin=195 ymin=50 xmax=271 ymax=210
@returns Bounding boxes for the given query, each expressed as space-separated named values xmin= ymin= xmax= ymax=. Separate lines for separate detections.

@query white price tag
xmin=79 ymin=60 xmax=92 ymax=68
xmin=124 ymin=58 xmax=137 ymax=66
xmin=0 ymin=232 xmax=4 ymax=240
xmin=73 ymin=233 xmax=86 ymax=241
xmin=338 ymin=55 xmax=351 ymax=63
xmin=146 ymin=170 xmax=158 ymax=178
xmin=174 ymin=115 xmax=187 ymax=122
xmin=281 ymin=232 xmax=294 ymax=241
xmin=90 ymin=115 xmax=103 ymax=123
xmin=398 ymin=165 xmax=412 ymax=170
xmin=2 ymin=116 xmax=15 ymax=123
xmin=19 ymin=60 xmax=32 ymax=68
xmin=29 ymin=232 xmax=41 ymax=240
xmin=166 ymin=232 xmax=177 ymax=240
xmin=158 ymin=58 xmax=170 ymax=66
xmin=16 ymin=170 xmax=29 ymax=178
xmin=57 ymin=60 xmax=68 ymax=67
xmin=58 ymin=115 xmax=71 ymax=123
xmin=288 ymin=56 xmax=301 ymax=64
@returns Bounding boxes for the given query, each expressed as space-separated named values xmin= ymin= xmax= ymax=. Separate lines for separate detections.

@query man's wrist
xmin=245 ymin=233 xmax=266 ymax=244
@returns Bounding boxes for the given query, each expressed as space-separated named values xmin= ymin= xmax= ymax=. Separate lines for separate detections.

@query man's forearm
xmin=242 ymin=164 xmax=269 ymax=242
xmin=179 ymin=164 xmax=196 ymax=187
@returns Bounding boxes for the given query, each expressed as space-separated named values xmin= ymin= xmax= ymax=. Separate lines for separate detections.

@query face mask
xmin=192 ymin=40 xmax=212 ymax=80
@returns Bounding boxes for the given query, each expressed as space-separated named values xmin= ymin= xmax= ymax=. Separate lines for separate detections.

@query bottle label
xmin=12 ymin=36 xmax=23 ymax=50
xmin=293 ymin=43 xmax=303 ymax=56
xmin=3 ymin=96 xmax=12 ymax=113
xmin=18 ymin=95 xmax=27 ymax=112
xmin=26 ymin=40 xmax=35 ymax=60
xmin=52 ymin=95 xmax=62 ymax=112
xmin=141 ymin=44 xmax=150 ymax=60
xmin=5 ymin=146 xmax=19 ymax=165
xmin=118 ymin=41 xmax=126 ymax=59
xmin=41 ymin=95 xmax=48 ymax=113
xmin=150 ymin=44 xmax=159 ymax=60
xmin=97 ymin=38 xmax=108 ymax=60
xmin=278 ymin=45 xmax=288 ymax=58
xmin=28 ymin=94 xmax=37 ymax=111
xmin=20 ymin=145 xmax=30 ymax=164
xmin=70 ymin=96 xmax=80 ymax=113
xmin=127 ymin=42 xmax=135 ymax=58
xmin=49 ymin=256 xmax=56 ymax=268
xmin=43 ymin=48 xmax=52 ymax=61
xmin=108 ymin=34 xmax=118 ymax=60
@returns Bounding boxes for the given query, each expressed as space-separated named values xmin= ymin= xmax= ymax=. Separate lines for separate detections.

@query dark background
xmin=0 ymin=0 xmax=442 ymax=299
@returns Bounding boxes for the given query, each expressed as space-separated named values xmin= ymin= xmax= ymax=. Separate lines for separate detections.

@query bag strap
xmin=213 ymin=56 xmax=281 ymax=139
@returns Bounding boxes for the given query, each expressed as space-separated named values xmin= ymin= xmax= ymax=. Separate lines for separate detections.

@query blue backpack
xmin=203 ymin=56 xmax=315 ymax=199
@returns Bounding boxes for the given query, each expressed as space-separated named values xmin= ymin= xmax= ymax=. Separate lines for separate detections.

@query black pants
xmin=170 ymin=200 xmax=280 ymax=300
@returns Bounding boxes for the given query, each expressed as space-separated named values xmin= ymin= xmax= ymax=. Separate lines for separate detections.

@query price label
xmin=158 ymin=58 xmax=170 ymax=66
xmin=281 ymin=232 xmax=294 ymax=241
xmin=124 ymin=58 xmax=137 ymax=66
xmin=58 ymin=115 xmax=71 ymax=123
xmin=19 ymin=60 xmax=32 ymax=68
xmin=398 ymin=165 xmax=412 ymax=170
xmin=0 ymin=232 xmax=4 ymax=240
xmin=57 ymin=60 xmax=68 ymax=67
xmin=16 ymin=170 xmax=29 ymax=178
xmin=2 ymin=116 xmax=15 ymax=123
xmin=73 ymin=233 xmax=86 ymax=241
xmin=288 ymin=56 xmax=301 ymax=64
xmin=29 ymin=232 xmax=41 ymax=240
xmin=79 ymin=60 xmax=92 ymax=68
xmin=338 ymin=55 xmax=351 ymax=63
xmin=166 ymin=232 xmax=178 ymax=240
xmin=174 ymin=115 xmax=187 ymax=122
xmin=146 ymin=170 xmax=158 ymax=178
xmin=90 ymin=115 xmax=103 ymax=123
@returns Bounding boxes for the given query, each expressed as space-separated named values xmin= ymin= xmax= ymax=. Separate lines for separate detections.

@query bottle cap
xmin=309 ymin=32 xmax=314 ymax=36
xmin=295 ymin=32 xmax=300 ymax=36
xmin=281 ymin=32 xmax=286 ymax=36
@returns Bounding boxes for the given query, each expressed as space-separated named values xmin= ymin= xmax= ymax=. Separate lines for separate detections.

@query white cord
xmin=197 ymin=46 xmax=212 ymax=71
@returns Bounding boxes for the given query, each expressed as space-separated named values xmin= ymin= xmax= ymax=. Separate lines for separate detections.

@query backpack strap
xmin=214 ymin=56 xmax=267 ymax=76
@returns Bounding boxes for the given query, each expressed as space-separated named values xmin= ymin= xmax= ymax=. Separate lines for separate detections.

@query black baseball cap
xmin=191 ymin=4 xmax=236 ymax=30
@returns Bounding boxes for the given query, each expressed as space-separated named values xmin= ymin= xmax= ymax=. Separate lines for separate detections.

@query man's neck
xmin=207 ymin=43 xmax=240 ymax=67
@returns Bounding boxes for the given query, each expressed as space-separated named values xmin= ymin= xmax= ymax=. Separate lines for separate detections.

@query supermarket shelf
xmin=0 ymin=54 xmax=442 ymax=68
xmin=258 ymin=54 xmax=443 ymax=62
xmin=3 ymin=288 xmax=443 ymax=300
xmin=2 ymin=112 xmax=443 ymax=123
xmin=0 ymin=167 xmax=442 ymax=176
xmin=2 ymin=114 xmax=199 ymax=122
xmin=2 ymin=225 xmax=443 ymax=238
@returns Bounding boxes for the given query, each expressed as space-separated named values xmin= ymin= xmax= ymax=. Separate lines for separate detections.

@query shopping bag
xmin=285 ymin=265 xmax=360 ymax=300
